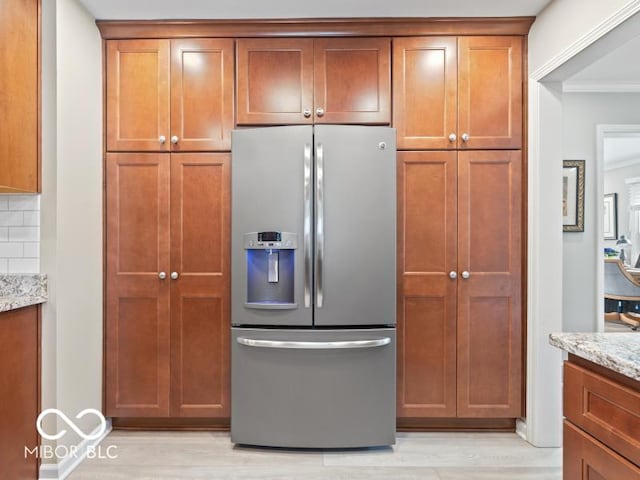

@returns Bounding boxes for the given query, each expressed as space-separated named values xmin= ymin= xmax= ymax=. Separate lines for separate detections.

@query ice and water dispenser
xmin=244 ymin=231 xmax=297 ymax=308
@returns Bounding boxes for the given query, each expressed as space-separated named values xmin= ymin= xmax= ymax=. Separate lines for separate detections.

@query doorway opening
xmin=598 ymin=125 xmax=640 ymax=332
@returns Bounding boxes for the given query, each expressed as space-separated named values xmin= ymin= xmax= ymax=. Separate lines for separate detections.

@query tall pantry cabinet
xmin=394 ymin=36 xmax=524 ymax=421
xmin=104 ymin=38 xmax=233 ymax=421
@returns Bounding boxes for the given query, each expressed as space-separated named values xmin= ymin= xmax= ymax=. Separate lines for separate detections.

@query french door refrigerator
xmin=231 ymin=125 xmax=396 ymax=448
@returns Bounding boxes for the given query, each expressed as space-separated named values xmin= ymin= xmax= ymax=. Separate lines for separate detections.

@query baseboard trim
xmin=38 ymin=464 xmax=59 ymax=480
xmin=111 ymin=416 xmax=518 ymax=432
xmin=397 ymin=417 xmax=516 ymax=431
xmin=516 ymin=417 xmax=528 ymax=441
xmin=38 ymin=418 xmax=112 ymax=480
xmin=112 ymin=417 xmax=230 ymax=430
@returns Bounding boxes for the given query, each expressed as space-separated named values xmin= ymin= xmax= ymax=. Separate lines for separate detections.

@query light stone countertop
xmin=0 ymin=274 xmax=48 ymax=313
xmin=549 ymin=332 xmax=640 ymax=382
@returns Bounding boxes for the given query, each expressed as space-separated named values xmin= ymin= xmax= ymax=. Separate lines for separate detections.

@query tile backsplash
xmin=0 ymin=195 xmax=40 ymax=273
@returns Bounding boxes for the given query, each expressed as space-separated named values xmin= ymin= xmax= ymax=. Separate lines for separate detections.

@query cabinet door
xmin=397 ymin=151 xmax=458 ymax=418
xmin=314 ymin=38 xmax=391 ymax=124
xmin=170 ymin=154 xmax=230 ymax=418
xmin=564 ymin=361 xmax=640 ymax=467
xmin=457 ymin=150 xmax=522 ymax=417
xmin=171 ymin=39 xmax=234 ymax=151
xmin=393 ymin=37 xmax=457 ymax=150
xmin=0 ymin=0 xmax=39 ymax=193
xmin=105 ymin=153 xmax=171 ymax=417
xmin=0 ymin=306 xmax=39 ymax=479
xmin=564 ymin=421 xmax=640 ymax=479
xmin=458 ymin=37 xmax=522 ymax=149
xmin=106 ymin=40 xmax=170 ymax=151
xmin=236 ymin=38 xmax=314 ymax=125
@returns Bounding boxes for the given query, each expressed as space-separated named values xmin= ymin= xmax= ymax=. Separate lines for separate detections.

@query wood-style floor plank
xmin=68 ymin=432 xmax=561 ymax=479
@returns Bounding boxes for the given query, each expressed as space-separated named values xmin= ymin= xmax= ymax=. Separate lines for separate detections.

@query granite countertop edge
xmin=549 ymin=332 xmax=640 ymax=382
xmin=0 ymin=296 xmax=48 ymax=313
xmin=0 ymin=274 xmax=48 ymax=314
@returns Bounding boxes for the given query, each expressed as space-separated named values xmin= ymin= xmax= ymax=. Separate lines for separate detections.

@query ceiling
xmin=564 ymin=35 xmax=640 ymax=90
xmin=562 ymin=26 xmax=640 ymax=169
xmin=604 ymin=136 xmax=640 ymax=171
xmin=78 ymin=0 xmax=552 ymax=20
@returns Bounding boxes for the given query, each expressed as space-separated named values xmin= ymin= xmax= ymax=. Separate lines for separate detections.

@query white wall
xmin=56 ymin=0 xmax=103 ymax=450
xmin=527 ymin=0 xmax=640 ymax=448
xmin=562 ymin=93 xmax=640 ymax=332
xmin=604 ymin=162 xmax=640 ymax=250
xmin=525 ymin=80 xmax=564 ymax=448
xmin=39 ymin=0 xmax=58 ymax=469
xmin=39 ymin=0 xmax=103 ymax=475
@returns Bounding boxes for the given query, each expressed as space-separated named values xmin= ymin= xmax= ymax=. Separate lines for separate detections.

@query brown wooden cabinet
xmin=169 ymin=154 xmax=230 ymax=418
xmin=563 ymin=358 xmax=640 ymax=479
xmin=393 ymin=36 xmax=522 ymax=150
xmin=564 ymin=422 xmax=640 ymax=480
xmin=236 ymin=37 xmax=390 ymax=125
xmin=0 ymin=305 xmax=40 ymax=479
xmin=106 ymin=39 xmax=234 ymax=152
xmin=397 ymin=150 xmax=522 ymax=419
xmin=397 ymin=150 xmax=458 ymax=418
xmin=105 ymin=152 xmax=230 ymax=419
xmin=100 ymin=18 xmax=530 ymax=430
xmin=236 ymin=38 xmax=313 ymax=125
xmin=0 ymin=0 xmax=40 ymax=193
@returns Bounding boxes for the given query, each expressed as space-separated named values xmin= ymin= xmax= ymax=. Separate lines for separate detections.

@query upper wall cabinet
xmin=393 ymin=36 xmax=522 ymax=150
xmin=0 ymin=0 xmax=40 ymax=193
xmin=236 ymin=38 xmax=391 ymax=125
xmin=106 ymin=39 xmax=234 ymax=152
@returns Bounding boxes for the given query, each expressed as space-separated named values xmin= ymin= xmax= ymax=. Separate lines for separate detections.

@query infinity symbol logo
xmin=36 ymin=408 xmax=107 ymax=441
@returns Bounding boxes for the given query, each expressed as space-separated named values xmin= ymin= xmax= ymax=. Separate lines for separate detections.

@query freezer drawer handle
xmin=236 ymin=337 xmax=391 ymax=349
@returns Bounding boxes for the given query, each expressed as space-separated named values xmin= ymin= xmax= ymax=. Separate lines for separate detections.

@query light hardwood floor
xmin=605 ymin=319 xmax=640 ymax=332
xmin=68 ymin=431 xmax=561 ymax=479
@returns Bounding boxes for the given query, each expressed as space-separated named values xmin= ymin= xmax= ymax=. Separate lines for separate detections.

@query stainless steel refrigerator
xmin=231 ymin=125 xmax=396 ymax=448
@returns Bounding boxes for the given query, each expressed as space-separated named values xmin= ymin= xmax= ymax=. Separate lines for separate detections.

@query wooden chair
xmin=604 ymin=258 xmax=640 ymax=330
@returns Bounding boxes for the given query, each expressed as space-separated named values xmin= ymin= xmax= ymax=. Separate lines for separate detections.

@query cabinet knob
xmin=448 ymin=133 xmax=457 ymax=142
xmin=170 ymin=272 xmax=179 ymax=280
xmin=461 ymin=271 xmax=470 ymax=279
xmin=158 ymin=272 xmax=167 ymax=280
xmin=171 ymin=135 xmax=179 ymax=144
xmin=303 ymin=108 xmax=311 ymax=118
xmin=449 ymin=271 xmax=457 ymax=279
xmin=316 ymin=107 xmax=325 ymax=117
xmin=159 ymin=135 xmax=166 ymax=144
xmin=461 ymin=133 xmax=470 ymax=142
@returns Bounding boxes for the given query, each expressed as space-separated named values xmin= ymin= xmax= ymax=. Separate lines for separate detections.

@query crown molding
xmin=530 ymin=0 xmax=640 ymax=81
xmin=96 ymin=16 xmax=535 ymax=39
xmin=563 ymin=81 xmax=640 ymax=93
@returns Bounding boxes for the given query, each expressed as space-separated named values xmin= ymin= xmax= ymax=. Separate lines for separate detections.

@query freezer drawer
xmin=231 ymin=327 xmax=396 ymax=448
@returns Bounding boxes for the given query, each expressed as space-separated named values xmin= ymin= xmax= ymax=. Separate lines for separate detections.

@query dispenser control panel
xmin=244 ymin=231 xmax=297 ymax=250
xmin=258 ymin=231 xmax=281 ymax=242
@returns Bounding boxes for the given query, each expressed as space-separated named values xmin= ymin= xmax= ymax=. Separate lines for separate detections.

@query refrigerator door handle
xmin=236 ymin=337 xmax=391 ymax=349
xmin=316 ymin=142 xmax=325 ymax=308
xmin=303 ymin=143 xmax=312 ymax=308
